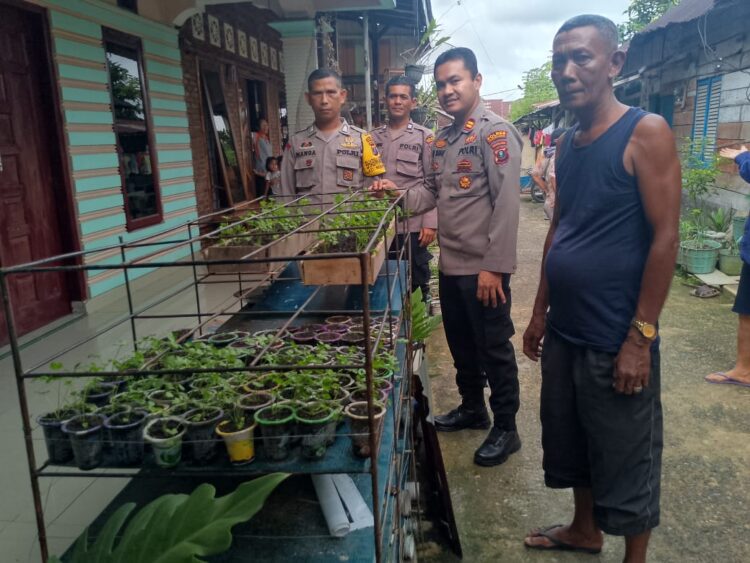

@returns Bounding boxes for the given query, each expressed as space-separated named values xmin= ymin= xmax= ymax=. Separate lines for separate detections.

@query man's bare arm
xmin=614 ymin=114 xmax=681 ymax=393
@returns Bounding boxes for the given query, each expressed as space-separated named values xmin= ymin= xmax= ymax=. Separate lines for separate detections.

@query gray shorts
xmin=540 ymin=327 xmax=663 ymax=536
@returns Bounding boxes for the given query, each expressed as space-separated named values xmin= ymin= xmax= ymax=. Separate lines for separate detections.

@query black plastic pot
xmin=84 ymin=382 xmax=117 ymax=408
xmin=296 ymin=403 xmax=336 ymax=460
xmin=38 ymin=410 xmax=77 ymax=464
xmin=291 ymin=331 xmax=316 ymax=345
xmin=104 ymin=410 xmax=147 ymax=465
xmin=255 ymin=404 xmax=296 ymax=461
xmin=183 ymin=407 xmax=224 ymax=464
xmin=238 ymin=391 xmax=275 ymax=421
xmin=61 ymin=414 xmax=105 ymax=470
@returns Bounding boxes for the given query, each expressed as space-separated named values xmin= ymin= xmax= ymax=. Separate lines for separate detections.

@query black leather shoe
xmin=434 ymin=405 xmax=491 ymax=432
xmin=473 ymin=428 xmax=521 ymax=467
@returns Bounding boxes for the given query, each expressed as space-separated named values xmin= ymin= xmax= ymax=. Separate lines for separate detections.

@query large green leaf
xmin=51 ymin=473 xmax=288 ymax=563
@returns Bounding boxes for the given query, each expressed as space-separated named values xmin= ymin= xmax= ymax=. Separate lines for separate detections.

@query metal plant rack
xmin=1 ymin=190 xmax=424 ymax=562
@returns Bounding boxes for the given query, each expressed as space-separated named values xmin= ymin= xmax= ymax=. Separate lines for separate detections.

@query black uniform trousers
xmin=390 ymin=233 xmax=433 ymax=297
xmin=439 ymin=272 xmax=519 ymax=431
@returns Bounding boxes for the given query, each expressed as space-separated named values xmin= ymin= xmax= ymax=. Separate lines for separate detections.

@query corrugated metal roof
xmin=638 ymin=0 xmax=716 ymax=35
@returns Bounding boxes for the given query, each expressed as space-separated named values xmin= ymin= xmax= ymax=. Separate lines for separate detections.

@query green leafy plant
xmin=705 ymin=207 xmax=733 ymax=233
xmin=47 ymin=473 xmax=288 ymax=563
xmin=216 ymin=199 xmax=311 ymax=247
xmin=316 ymin=195 xmax=397 ymax=253
xmin=399 ymin=19 xmax=451 ymax=68
xmin=410 ymin=287 xmax=442 ymax=342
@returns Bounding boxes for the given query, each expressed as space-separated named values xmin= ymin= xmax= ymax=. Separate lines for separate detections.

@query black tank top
xmin=545 ymin=107 xmax=652 ymax=352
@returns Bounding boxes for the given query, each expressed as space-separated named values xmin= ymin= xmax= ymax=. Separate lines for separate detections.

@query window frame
xmin=103 ymin=27 xmax=163 ymax=231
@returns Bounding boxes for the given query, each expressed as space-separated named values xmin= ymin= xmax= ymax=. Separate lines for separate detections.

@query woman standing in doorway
xmin=252 ymin=118 xmax=273 ymax=198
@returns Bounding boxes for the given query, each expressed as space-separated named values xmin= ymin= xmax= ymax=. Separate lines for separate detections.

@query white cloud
xmin=429 ymin=0 xmax=632 ymax=100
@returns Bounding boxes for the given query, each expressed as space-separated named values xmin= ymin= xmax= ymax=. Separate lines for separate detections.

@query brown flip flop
xmin=524 ymin=524 xmax=602 ymax=554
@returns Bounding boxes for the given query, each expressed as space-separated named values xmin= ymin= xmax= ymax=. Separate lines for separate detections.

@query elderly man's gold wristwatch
xmin=631 ymin=319 xmax=657 ymax=340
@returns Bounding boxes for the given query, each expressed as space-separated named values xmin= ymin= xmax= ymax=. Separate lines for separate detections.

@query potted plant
xmin=216 ymin=405 xmax=257 ymax=465
xmin=719 ymin=235 xmax=743 ymax=276
xmin=238 ymin=391 xmax=275 ymax=421
xmin=680 ymin=210 xmax=722 ymax=274
xmin=143 ymin=416 xmax=187 ymax=468
xmin=61 ymin=413 xmax=105 ymax=470
xmin=38 ymin=372 xmax=83 ymax=464
xmin=184 ymin=407 xmax=224 ymax=464
xmin=254 ymin=403 xmax=296 ymax=461
xmin=104 ymin=409 xmax=148 ymax=466
xmin=296 ymin=402 xmax=337 ymax=460
xmin=344 ymin=401 xmax=386 ymax=458
xmin=400 ymin=19 xmax=450 ymax=81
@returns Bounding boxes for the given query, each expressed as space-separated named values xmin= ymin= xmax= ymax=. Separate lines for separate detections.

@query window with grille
xmin=691 ymin=76 xmax=721 ymax=163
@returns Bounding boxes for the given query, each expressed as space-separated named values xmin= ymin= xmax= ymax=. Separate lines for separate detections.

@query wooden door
xmin=0 ymin=4 xmax=72 ymax=344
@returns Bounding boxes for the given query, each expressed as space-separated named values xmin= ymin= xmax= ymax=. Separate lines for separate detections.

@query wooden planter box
xmin=203 ymin=226 xmax=317 ymax=274
xmin=299 ymin=221 xmax=396 ymax=286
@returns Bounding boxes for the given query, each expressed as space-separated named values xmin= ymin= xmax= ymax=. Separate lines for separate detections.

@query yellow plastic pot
xmin=216 ymin=420 xmax=256 ymax=464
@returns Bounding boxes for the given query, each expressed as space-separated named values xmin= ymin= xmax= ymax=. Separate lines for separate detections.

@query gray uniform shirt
xmin=277 ymin=119 xmax=365 ymax=206
xmin=406 ymin=104 xmax=521 ymax=276
xmin=369 ymin=120 xmax=438 ymax=233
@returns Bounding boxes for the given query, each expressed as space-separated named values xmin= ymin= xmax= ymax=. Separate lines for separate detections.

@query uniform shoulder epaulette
xmin=294 ymin=125 xmax=315 ymax=135
xmin=348 ymin=124 xmax=366 ymax=135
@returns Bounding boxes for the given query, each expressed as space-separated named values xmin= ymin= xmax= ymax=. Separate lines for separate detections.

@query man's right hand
xmin=523 ymin=313 xmax=546 ymax=361
xmin=369 ymin=178 xmax=399 ymax=199
xmin=719 ymin=145 xmax=748 ymax=160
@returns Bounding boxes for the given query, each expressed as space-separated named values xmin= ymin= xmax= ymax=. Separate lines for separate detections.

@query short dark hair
xmin=556 ymin=14 xmax=619 ymax=51
xmin=265 ymin=156 xmax=278 ymax=170
xmin=307 ymin=68 xmax=342 ymax=90
xmin=434 ymin=47 xmax=479 ymax=79
xmin=385 ymin=75 xmax=416 ymax=98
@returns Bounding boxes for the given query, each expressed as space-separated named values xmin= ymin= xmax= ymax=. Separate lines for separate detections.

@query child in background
xmin=264 ymin=156 xmax=280 ymax=198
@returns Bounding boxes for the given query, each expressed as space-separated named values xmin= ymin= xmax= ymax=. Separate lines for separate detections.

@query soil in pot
xmin=315 ymin=331 xmax=340 ymax=346
xmin=349 ymin=387 xmax=388 ymax=405
xmin=323 ymin=323 xmax=350 ymax=334
xmin=254 ymin=404 xmax=296 ymax=461
xmin=238 ymin=391 xmax=275 ymax=421
xmin=325 ymin=315 xmax=353 ymax=326
xmin=339 ymin=331 xmax=365 ymax=346
xmin=291 ymin=331 xmax=316 ymax=345
xmin=104 ymin=410 xmax=148 ymax=465
xmin=242 ymin=374 xmax=280 ymax=394
xmin=207 ymin=332 xmax=241 ymax=347
xmin=345 ymin=401 xmax=386 ymax=459
xmin=296 ymin=403 xmax=336 ymax=460
xmin=143 ymin=417 xmax=186 ymax=468
xmin=184 ymin=407 xmax=224 ymax=464
xmin=38 ymin=409 xmax=78 ymax=464
xmin=216 ymin=418 xmax=257 ymax=464
xmin=61 ymin=414 xmax=105 ymax=470
xmin=148 ymin=389 xmax=188 ymax=408
xmin=83 ymin=382 xmax=117 ymax=408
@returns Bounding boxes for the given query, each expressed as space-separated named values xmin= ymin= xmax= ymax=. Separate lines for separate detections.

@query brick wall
xmin=181 ymin=49 xmax=213 ymax=218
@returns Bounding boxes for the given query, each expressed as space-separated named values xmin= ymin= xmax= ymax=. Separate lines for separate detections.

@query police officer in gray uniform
xmin=373 ymin=48 xmax=522 ymax=467
xmin=370 ymin=75 xmax=437 ymax=299
xmin=278 ymin=68 xmax=366 ymax=205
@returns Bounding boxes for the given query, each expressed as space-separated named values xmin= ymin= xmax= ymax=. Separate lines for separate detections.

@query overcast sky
xmin=429 ymin=0 xmax=633 ymax=100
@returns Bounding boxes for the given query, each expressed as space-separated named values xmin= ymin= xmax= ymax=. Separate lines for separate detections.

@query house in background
xmin=0 ymin=0 xmax=198 ymax=345
xmin=483 ymin=99 xmax=512 ymax=120
xmin=617 ymin=0 xmax=750 ymax=212
xmin=0 ymin=0 xmax=429 ymax=345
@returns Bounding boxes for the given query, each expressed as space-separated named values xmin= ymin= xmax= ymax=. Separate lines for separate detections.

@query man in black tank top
xmin=521 ymin=15 xmax=681 ymax=563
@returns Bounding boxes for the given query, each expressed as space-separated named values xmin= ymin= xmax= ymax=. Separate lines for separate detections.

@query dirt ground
xmin=420 ymin=198 xmax=750 ymax=563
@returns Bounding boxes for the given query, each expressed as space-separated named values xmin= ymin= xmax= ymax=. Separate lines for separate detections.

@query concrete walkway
xmin=423 ymin=199 xmax=750 ymax=562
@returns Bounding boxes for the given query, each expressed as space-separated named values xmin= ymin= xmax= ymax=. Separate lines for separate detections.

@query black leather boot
xmin=434 ymin=405 xmax=491 ymax=432
xmin=473 ymin=428 xmax=521 ymax=467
